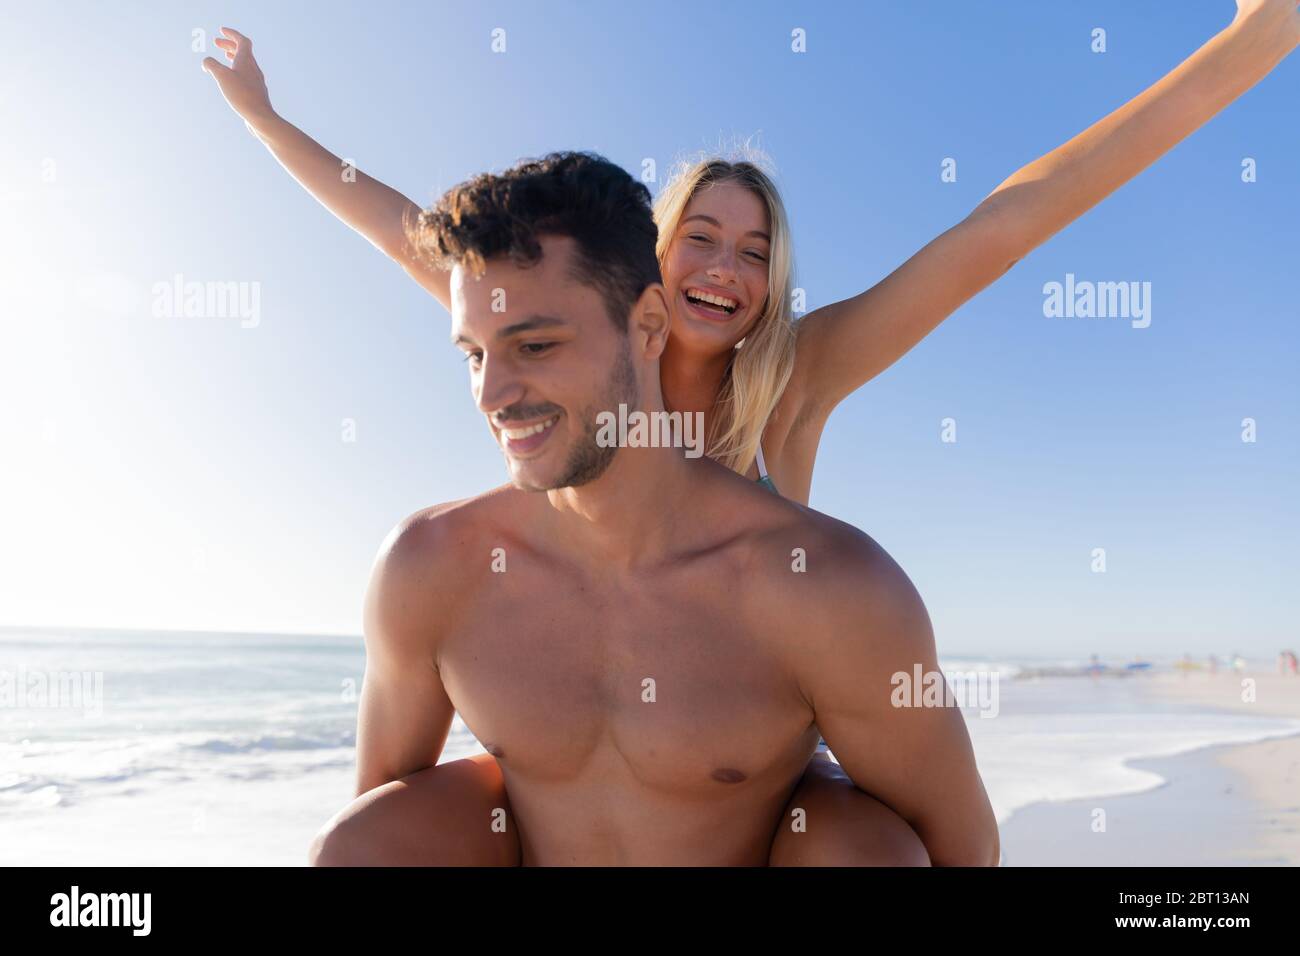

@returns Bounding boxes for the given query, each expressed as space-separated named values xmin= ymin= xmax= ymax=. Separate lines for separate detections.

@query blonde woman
xmin=204 ymin=3 xmax=1300 ymax=865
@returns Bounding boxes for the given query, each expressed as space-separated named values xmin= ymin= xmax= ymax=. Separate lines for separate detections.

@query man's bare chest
xmin=438 ymin=572 xmax=816 ymax=794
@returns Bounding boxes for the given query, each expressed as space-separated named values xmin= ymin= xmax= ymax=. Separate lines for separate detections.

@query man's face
xmin=451 ymin=235 xmax=640 ymax=492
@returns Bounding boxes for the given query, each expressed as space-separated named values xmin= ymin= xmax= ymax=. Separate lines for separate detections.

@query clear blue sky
xmin=2 ymin=1 xmax=1295 ymax=658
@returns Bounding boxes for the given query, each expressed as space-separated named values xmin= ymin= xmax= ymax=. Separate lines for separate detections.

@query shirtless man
xmin=310 ymin=152 xmax=998 ymax=866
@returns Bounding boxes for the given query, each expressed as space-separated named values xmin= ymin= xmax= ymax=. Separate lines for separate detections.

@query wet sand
xmin=998 ymin=670 xmax=1300 ymax=866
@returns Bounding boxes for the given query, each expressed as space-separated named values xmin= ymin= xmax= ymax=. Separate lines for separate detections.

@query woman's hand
xmin=201 ymin=27 xmax=276 ymax=131
xmin=784 ymin=0 xmax=1298 ymax=448
xmin=1233 ymin=0 xmax=1300 ymax=47
xmin=198 ymin=26 xmax=453 ymax=310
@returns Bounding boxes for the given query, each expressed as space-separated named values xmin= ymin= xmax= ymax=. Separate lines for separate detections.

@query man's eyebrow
xmin=681 ymin=213 xmax=770 ymax=242
xmin=451 ymin=315 xmax=568 ymax=346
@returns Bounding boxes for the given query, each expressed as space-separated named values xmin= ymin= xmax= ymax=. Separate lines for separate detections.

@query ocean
xmin=2 ymin=628 xmax=1297 ymax=865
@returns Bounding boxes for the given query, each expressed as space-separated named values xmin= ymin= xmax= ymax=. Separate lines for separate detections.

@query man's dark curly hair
xmin=407 ymin=151 xmax=662 ymax=331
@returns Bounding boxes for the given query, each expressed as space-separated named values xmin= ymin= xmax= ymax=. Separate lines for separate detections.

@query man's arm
xmin=354 ymin=509 xmax=459 ymax=797
xmin=796 ymin=531 xmax=1000 ymax=866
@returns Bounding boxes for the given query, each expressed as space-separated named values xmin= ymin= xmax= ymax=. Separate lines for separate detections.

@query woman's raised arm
xmin=788 ymin=1 xmax=1299 ymax=423
xmin=202 ymin=27 xmax=451 ymax=312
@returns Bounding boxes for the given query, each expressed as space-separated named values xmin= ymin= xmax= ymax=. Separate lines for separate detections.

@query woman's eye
xmin=745 ymin=250 xmax=768 ymax=262
xmin=687 ymin=233 xmax=712 ymax=243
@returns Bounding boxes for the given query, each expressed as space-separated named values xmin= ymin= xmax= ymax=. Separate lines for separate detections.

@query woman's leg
xmin=769 ymin=754 xmax=930 ymax=866
xmin=310 ymin=750 xmax=924 ymax=867
xmin=309 ymin=753 xmax=520 ymax=866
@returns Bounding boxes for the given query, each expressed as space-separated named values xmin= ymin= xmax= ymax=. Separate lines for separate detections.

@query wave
xmin=182 ymin=731 xmax=355 ymax=755
xmin=984 ymin=719 xmax=1300 ymax=825
xmin=0 ymin=728 xmax=360 ymax=815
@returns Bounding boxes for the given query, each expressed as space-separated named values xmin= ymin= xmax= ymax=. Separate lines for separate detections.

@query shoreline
xmin=997 ymin=670 xmax=1300 ymax=865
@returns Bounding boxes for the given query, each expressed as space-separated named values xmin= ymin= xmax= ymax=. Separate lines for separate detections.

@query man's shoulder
xmin=701 ymin=466 xmax=885 ymax=583
xmin=799 ymin=511 xmax=905 ymax=590
xmin=365 ymin=484 xmax=521 ymax=632
xmin=744 ymin=503 xmax=931 ymax=655
xmin=379 ymin=485 xmax=517 ymax=568
xmin=742 ymin=493 xmax=889 ymax=580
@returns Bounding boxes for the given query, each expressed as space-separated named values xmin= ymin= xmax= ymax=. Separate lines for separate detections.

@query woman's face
xmin=660 ymin=181 xmax=771 ymax=357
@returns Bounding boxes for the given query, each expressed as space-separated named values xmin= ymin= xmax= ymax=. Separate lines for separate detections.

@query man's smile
xmin=497 ymin=413 xmax=561 ymax=456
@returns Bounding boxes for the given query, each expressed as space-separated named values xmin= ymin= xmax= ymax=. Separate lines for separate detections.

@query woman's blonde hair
xmin=653 ymin=153 xmax=797 ymax=476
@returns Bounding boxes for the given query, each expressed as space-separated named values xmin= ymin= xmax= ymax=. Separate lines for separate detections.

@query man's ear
xmin=629 ymin=283 xmax=671 ymax=360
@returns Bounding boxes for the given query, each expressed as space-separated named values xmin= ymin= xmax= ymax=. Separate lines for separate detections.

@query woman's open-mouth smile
xmin=682 ymin=287 xmax=742 ymax=322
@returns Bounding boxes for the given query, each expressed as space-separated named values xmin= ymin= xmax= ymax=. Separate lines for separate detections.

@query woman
xmin=203 ymin=3 xmax=1300 ymax=865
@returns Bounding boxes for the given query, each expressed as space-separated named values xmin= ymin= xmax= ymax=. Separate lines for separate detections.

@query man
xmin=311 ymin=152 xmax=998 ymax=866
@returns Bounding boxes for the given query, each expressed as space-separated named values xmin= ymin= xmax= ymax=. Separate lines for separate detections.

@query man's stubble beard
xmin=513 ymin=336 xmax=639 ymax=492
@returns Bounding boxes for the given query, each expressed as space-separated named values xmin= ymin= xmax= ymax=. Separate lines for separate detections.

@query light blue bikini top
xmin=755 ymin=443 xmax=779 ymax=496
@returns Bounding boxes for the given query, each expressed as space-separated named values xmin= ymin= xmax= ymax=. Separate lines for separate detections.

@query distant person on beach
xmin=1086 ymin=654 xmax=1106 ymax=679
xmin=307 ymin=153 xmax=998 ymax=865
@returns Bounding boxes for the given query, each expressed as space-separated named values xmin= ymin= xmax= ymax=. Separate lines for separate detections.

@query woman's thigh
xmin=769 ymin=755 xmax=930 ymax=866
xmin=309 ymin=753 xmax=520 ymax=866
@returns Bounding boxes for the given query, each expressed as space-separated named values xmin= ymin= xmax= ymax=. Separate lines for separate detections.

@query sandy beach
xmin=999 ymin=669 xmax=1300 ymax=866
xmin=1145 ymin=669 xmax=1300 ymax=865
